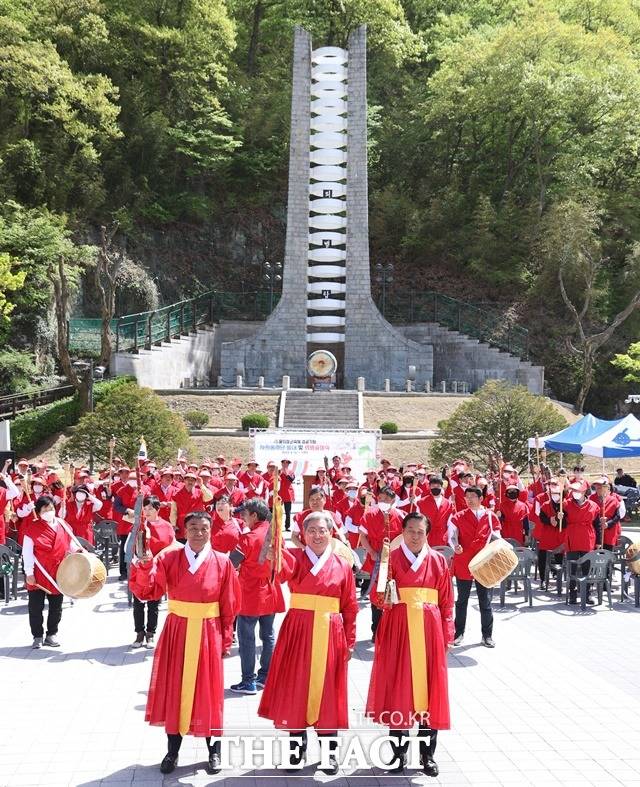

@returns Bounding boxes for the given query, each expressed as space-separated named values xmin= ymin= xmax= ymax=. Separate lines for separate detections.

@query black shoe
xmin=568 ymin=596 xmax=578 ymax=605
xmin=319 ymin=755 xmax=339 ymax=775
xmin=286 ymin=735 xmax=307 ymax=773
xmin=208 ymin=751 xmax=221 ymax=774
xmin=388 ymin=753 xmax=406 ymax=773
xmin=586 ymin=596 xmax=596 ymax=606
xmin=482 ymin=637 xmax=495 ymax=648
xmin=453 ymin=634 xmax=463 ymax=646
xmin=540 ymin=583 xmax=547 ymax=591
xmin=421 ymin=756 xmax=439 ymax=777
xmin=160 ymin=754 xmax=178 ymax=774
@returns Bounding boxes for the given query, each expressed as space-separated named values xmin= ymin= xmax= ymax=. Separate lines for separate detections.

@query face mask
xmin=86 ymin=483 xmax=94 ymax=491
xmin=551 ymin=493 xmax=560 ymax=502
xmin=572 ymin=492 xmax=583 ymax=503
xmin=404 ymin=483 xmax=412 ymax=489
xmin=506 ymin=491 xmax=519 ymax=500
xmin=75 ymin=492 xmax=87 ymax=502
xmin=33 ymin=484 xmax=43 ymax=495
xmin=41 ymin=510 xmax=55 ymax=523
xmin=113 ymin=475 xmax=120 ymax=483
xmin=431 ymin=487 xmax=442 ymax=496
xmin=127 ymin=479 xmax=137 ymax=488
xmin=460 ymin=483 xmax=469 ymax=490
xmin=347 ymin=489 xmax=357 ymax=500
xmin=503 ymin=474 xmax=511 ymax=482
xmin=378 ymin=501 xmax=392 ymax=512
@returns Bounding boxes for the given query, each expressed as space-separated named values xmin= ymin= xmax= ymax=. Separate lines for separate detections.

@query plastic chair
xmin=633 ymin=574 xmax=640 ymax=608
xmin=431 ymin=545 xmax=454 ymax=568
xmin=0 ymin=545 xmax=20 ymax=604
xmin=613 ymin=536 xmax=633 ymax=601
xmin=93 ymin=520 xmax=118 ymax=570
xmin=566 ymin=550 xmax=614 ymax=611
xmin=75 ymin=536 xmax=96 ymax=553
xmin=500 ymin=547 xmax=535 ymax=607
xmin=5 ymin=537 xmax=21 ymax=555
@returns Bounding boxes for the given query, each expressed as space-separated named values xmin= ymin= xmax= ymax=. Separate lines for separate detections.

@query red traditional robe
xmin=367 ymin=546 xmax=453 ymax=729
xmin=131 ymin=546 xmax=240 ymax=737
xmin=534 ymin=496 xmax=564 ymax=551
xmin=359 ymin=507 xmax=404 ymax=575
xmin=23 ymin=518 xmax=74 ymax=594
xmin=337 ymin=499 xmax=364 ymax=548
xmin=279 ymin=470 xmax=296 ymax=503
xmin=237 ymin=520 xmax=286 ymax=616
xmin=258 ymin=547 xmax=358 ymax=731
xmin=417 ymin=494 xmax=453 ymax=547
xmin=562 ymin=498 xmax=600 ymax=552
xmin=498 ymin=498 xmax=529 ymax=545
xmin=172 ymin=485 xmax=206 ymax=540
xmin=589 ymin=492 xmax=623 ymax=547
xmin=210 ymin=514 xmax=242 ymax=553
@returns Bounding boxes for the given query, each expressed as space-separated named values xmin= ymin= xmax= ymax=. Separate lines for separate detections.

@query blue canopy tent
xmin=581 ymin=414 xmax=640 ymax=458
xmin=527 ymin=414 xmax=624 ymax=453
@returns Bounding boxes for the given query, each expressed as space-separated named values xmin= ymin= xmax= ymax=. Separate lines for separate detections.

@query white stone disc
xmin=308 ymin=247 xmax=346 ymax=262
xmin=307 ymin=281 xmax=346 ymax=294
xmin=307 ymin=297 xmax=345 ymax=310
xmin=312 ymin=64 xmax=347 ymax=81
xmin=307 ymin=264 xmax=345 ymax=279
xmin=309 ymin=149 xmax=347 ymax=166
xmin=312 ymin=47 xmax=348 ymax=62
xmin=308 ymin=214 xmax=347 ymax=229
xmin=311 ymin=98 xmax=347 ymax=114
xmin=310 ymin=131 xmax=346 ymax=149
xmin=308 ymin=230 xmax=346 ymax=245
xmin=307 ymin=332 xmax=345 ymax=343
xmin=309 ymin=181 xmax=346 ymax=198
xmin=311 ymin=85 xmax=348 ymax=99
xmin=309 ymin=165 xmax=346 ymax=182
xmin=309 ymin=197 xmax=345 ymax=214
xmin=311 ymin=116 xmax=347 ymax=132
xmin=306 ymin=315 xmax=346 ymax=327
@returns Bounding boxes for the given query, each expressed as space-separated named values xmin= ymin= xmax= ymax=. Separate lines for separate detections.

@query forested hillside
xmin=2 ymin=0 xmax=640 ymax=413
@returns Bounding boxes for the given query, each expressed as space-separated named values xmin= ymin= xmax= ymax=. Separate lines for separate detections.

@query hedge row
xmin=11 ymin=378 xmax=131 ymax=457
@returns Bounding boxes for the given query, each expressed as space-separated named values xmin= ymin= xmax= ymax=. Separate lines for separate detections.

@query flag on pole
xmin=138 ymin=436 xmax=147 ymax=465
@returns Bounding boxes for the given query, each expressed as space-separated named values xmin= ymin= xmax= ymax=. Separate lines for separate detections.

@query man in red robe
xmin=279 ymin=459 xmax=295 ymax=531
xmin=259 ymin=510 xmax=358 ymax=775
xmin=449 ymin=486 xmax=500 ymax=648
xmin=23 ymin=495 xmax=82 ymax=648
xmin=497 ymin=484 xmax=530 ymax=545
xmin=212 ymin=473 xmax=246 ymax=507
xmin=231 ymin=497 xmax=286 ymax=695
xmin=131 ymin=510 xmax=239 ymax=775
xmin=589 ymin=477 xmax=625 ymax=551
xmin=336 ymin=480 xmax=365 ymax=549
xmin=563 ymin=481 xmax=601 ymax=604
xmin=238 ymin=461 xmax=267 ymax=500
xmin=128 ymin=495 xmax=176 ymax=648
xmin=360 ymin=486 xmax=404 ymax=639
xmin=171 ymin=472 xmax=212 ymax=542
xmin=417 ymin=475 xmax=452 ymax=547
xmin=367 ymin=512 xmax=453 ymax=775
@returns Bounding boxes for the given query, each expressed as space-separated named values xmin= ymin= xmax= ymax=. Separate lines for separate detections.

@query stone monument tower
xmin=220 ymin=25 xmax=432 ymax=389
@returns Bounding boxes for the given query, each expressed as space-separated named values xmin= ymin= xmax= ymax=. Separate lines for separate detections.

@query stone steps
xmin=282 ymin=391 xmax=360 ymax=429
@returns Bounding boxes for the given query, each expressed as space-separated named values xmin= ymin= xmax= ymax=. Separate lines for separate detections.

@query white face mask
xmin=378 ymin=501 xmax=392 ymax=512
xmin=41 ymin=510 xmax=55 ymax=523
xmin=75 ymin=492 xmax=87 ymax=502
xmin=572 ymin=492 xmax=583 ymax=502
xmin=32 ymin=484 xmax=43 ymax=495
xmin=113 ymin=475 xmax=120 ymax=483
xmin=127 ymin=479 xmax=137 ymax=488
xmin=347 ymin=489 xmax=357 ymax=500
xmin=551 ymin=493 xmax=560 ymax=502
xmin=86 ymin=483 xmax=94 ymax=491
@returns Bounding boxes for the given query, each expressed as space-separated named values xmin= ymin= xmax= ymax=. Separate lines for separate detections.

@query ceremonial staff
xmin=126 ymin=436 xmax=147 ymax=563
xmin=259 ymin=467 xmax=283 ymax=578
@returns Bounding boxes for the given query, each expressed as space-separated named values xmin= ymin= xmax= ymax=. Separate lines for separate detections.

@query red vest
xmin=562 ymin=498 xmax=599 ymax=552
xmin=417 ymin=494 xmax=453 ymax=547
xmin=65 ymin=500 xmax=97 ymax=544
xmin=450 ymin=508 xmax=496 ymax=580
xmin=534 ymin=496 xmax=564 ymax=551
xmin=588 ymin=493 xmax=622 ymax=547
xmin=498 ymin=498 xmax=529 ymax=545
xmin=24 ymin=519 xmax=72 ymax=595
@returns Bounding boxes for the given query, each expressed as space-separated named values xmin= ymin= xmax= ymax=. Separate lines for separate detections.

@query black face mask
xmin=506 ymin=491 xmax=519 ymax=500
xmin=431 ymin=487 xmax=442 ymax=496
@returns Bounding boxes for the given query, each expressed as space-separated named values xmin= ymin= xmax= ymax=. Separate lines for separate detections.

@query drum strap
xmin=33 ymin=556 xmax=63 ymax=594
xmin=56 ymin=517 xmax=86 ymax=552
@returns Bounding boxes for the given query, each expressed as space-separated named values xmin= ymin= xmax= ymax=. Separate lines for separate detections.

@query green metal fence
xmin=69 ymin=286 xmax=527 ymax=359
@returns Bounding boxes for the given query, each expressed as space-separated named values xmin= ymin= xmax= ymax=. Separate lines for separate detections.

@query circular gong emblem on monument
xmin=308 ymin=350 xmax=337 ymax=390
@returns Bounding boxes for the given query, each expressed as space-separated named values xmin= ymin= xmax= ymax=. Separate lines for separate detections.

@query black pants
xmin=283 ymin=501 xmax=292 ymax=530
xmin=389 ymin=726 xmax=438 ymax=762
xmin=567 ymin=551 xmax=590 ymax=597
xmin=538 ymin=550 xmax=563 ymax=582
xmin=455 ymin=578 xmax=493 ymax=638
xmin=118 ymin=534 xmax=128 ymax=578
xmin=371 ymin=604 xmax=383 ymax=638
xmin=28 ymin=590 xmax=63 ymax=638
xmin=133 ymin=595 xmax=159 ymax=634
xmin=167 ymin=733 xmax=218 ymax=757
xmin=602 ymin=544 xmax=614 ymax=552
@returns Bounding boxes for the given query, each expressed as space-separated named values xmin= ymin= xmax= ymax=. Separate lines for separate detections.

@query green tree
xmin=0 ymin=347 xmax=37 ymax=395
xmin=430 ymin=381 xmax=568 ymax=468
xmin=0 ymin=251 xmax=26 ymax=340
xmin=61 ymin=382 xmax=191 ymax=466
xmin=611 ymin=342 xmax=640 ymax=383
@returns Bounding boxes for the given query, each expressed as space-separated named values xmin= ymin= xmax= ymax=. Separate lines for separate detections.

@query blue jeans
xmin=237 ymin=614 xmax=275 ymax=683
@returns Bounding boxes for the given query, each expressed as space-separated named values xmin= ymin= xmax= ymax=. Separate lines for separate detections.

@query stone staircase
xmin=397 ymin=322 xmax=544 ymax=394
xmin=281 ymin=390 xmax=361 ymax=429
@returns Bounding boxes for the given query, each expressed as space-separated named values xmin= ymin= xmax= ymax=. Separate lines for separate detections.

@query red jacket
xmin=237 ymin=520 xmax=285 ymax=616
xmin=450 ymin=508 xmax=496 ymax=580
xmin=213 ymin=486 xmax=246 ymax=508
xmin=359 ymin=506 xmax=404 ymax=574
xmin=562 ymin=498 xmax=600 ymax=553
xmin=24 ymin=518 xmax=73 ymax=595
xmin=417 ymin=493 xmax=453 ymax=547
xmin=498 ymin=498 xmax=529 ymax=545
xmin=113 ymin=481 xmax=151 ymax=537
xmin=238 ymin=472 xmax=267 ymax=499
xmin=588 ymin=492 xmax=623 ymax=547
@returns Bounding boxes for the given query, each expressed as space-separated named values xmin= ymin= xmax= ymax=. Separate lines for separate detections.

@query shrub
xmin=11 ymin=377 xmax=131 ymax=456
xmin=242 ymin=412 xmax=270 ymax=430
xmin=430 ymin=380 xmax=568 ymax=467
xmin=184 ymin=410 xmax=209 ymax=429
xmin=61 ymin=381 xmax=191 ymax=465
xmin=380 ymin=421 xmax=398 ymax=434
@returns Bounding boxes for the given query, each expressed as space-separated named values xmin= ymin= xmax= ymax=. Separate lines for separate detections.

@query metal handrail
xmin=0 ymin=385 xmax=76 ymax=420
xmin=69 ymin=286 xmax=528 ymax=359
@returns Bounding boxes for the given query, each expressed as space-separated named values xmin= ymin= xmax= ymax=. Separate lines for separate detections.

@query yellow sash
xmin=168 ymin=599 xmax=220 ymax=735
xmin=289 ymin=592 xmax=340 ymax=725
xmin=398 ymin=586 xmax=438 ymax=713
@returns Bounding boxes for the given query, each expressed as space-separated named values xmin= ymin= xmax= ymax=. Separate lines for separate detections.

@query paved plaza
xmin=2 ymin=531 xmax=640 ymax=787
